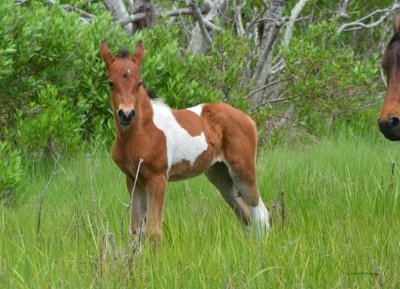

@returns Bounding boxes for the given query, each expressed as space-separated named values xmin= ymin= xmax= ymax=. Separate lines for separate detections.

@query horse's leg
xmin=205 ymin=162 xmax=250 ymax=225
xmin=144 ymin=174 xmax=167 ymax=246
xmin=224 ymin=158 xmax=270 ymax=240
xmin=126 ymin=177 xmax=147 ymax=237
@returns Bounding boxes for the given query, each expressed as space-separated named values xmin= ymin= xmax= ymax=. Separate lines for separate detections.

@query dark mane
xmin=118 ymin=48 xmax=129 ymax=58
xmin=141 ymin=80 xmax=158 ymax=99
xmin=389 ymin=33 xmax=400 ymax=47
xmin=146 ymin=89 xmax=158 ymax=100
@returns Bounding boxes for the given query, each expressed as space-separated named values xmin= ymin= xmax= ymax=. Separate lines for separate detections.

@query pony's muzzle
xmin=117 ymin=108 xmax=136 ymax=126
xmin=378 ymin=116 xmax=400 ymax=141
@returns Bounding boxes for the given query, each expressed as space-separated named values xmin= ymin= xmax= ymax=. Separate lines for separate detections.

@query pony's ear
xmin=394 ymin=13 xmax=400 ymax=34
xmin=132 ymin=41 xmax=144 ymax=67
xmin=100 ymin=42 xmax=115 ymax=68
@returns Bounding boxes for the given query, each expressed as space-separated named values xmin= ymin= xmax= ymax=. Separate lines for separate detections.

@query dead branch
xmin=233 ymin=0 xmax=246 ymax=36
xmin=61 ymin=4 xmax=95 ymax=22
xmin=172 ymin=1 xmax=191 ymax=42
xmin=245 ymin=2 xmax=268 ymax=35
xmin=283 ymin=0 xmax=309 ymax=46
xmin=103 ymin=0 xmax=133 ymax=34
xmin=250 ymin=97 xmax=290 ymax=112
xmin=262 ymin=104 xmax=295 ymax=144
xmin=249 ymin=76 xmax=292 ymax=97
xmin=189 ymin=0 xmax=213 ymax=45
xmin=18 ymin=0 xmax=95 ymax=23
xmin=117 ymin=8 xmax=192 ymax=26
xmin=337 ymin=0 xmax=350 ymax=20
xmin=337 ymin=3 xmax=400 ymax=33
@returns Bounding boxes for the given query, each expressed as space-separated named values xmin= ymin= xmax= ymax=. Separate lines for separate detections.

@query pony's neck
xmin=114 ymin=93 xmax=153 ymax=140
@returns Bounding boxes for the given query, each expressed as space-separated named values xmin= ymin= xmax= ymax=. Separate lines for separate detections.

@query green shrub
xmin=281 ymin=21 xmax=380 ymax=134
xmin=0 ymin=141 xmax=22 ymax=201
xmin=12 ymin=85 xmax=82 ymax=157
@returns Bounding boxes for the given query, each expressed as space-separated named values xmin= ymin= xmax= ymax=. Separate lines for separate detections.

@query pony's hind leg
xmin=224 ymin=160 xmax=270 ymax=240
xmin=205 ymin=162 xmax=250 ymax=225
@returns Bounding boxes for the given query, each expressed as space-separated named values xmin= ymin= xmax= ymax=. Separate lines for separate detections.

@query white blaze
xmin=151 ymin=101 xmax=208 ymax=170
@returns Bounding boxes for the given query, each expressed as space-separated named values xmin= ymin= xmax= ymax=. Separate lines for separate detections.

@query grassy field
xmin=1 ymin=133 xmax=400 ymax=288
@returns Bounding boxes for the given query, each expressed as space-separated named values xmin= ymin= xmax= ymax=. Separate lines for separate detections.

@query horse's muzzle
xmin=378 ymin=116 xmax=400 ymax=141
xmin=117 ymin=108 xmax=136 ymax=127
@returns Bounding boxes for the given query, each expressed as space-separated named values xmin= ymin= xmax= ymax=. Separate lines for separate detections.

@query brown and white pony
xmin=379 ymin=14 xmax=400 ymax=140
xmin=100 ymin=41 xmax=269 ymax=245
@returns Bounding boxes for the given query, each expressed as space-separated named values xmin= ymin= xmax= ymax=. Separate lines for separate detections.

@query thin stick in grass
xmin=87 ymin=153 xmax=98 ymax=233
xmin=37 ymin=152 xmax=60 ymax=236
xmin=87 ymin=210 xmax=98 ymax=251
xmin=121 ymin=158 xmax=144 ymax=236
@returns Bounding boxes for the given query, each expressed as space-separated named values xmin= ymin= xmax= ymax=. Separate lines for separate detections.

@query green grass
xmin=1 ymin=134 xmax=400 ymax=288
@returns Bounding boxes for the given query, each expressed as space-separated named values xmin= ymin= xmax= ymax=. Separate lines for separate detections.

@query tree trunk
xmin=250 ymin=0 xmax=288 ymax=110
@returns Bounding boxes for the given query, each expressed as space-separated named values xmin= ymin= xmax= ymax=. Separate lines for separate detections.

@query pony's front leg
xmin=145 ymin=174 xmax=167 ymax=246
xmin=126 ymin=177 xmax=147 ymax=237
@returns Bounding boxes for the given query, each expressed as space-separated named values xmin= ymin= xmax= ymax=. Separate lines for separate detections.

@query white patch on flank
xmin=250 ymin=196 xmax=270 ymax=241
xmin=127 ymin=68 xmax=131 ymax=74
xmin=151 ymin=101 xmax=208 ymax=170
xmin=187 ymin=104 xmax=203 ymax=116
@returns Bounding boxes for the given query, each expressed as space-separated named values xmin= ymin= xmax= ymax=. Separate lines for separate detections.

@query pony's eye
xmin=108 ymin=79 xmax=114 ymax=88
xmin=137 ymin=81 xmax=142 ymax=88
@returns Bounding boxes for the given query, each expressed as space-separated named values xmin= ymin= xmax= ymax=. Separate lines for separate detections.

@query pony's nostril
xmin=389 ymin=116 xmax=400 ymax=128
xmin=129 ymin=109 xmax=136 ymax=120
xmin=117 ymin=109 xmax=125 ymax=120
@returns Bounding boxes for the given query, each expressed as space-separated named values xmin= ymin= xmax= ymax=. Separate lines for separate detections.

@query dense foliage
xmin=282 ymin=21 xmax=379 ymax=134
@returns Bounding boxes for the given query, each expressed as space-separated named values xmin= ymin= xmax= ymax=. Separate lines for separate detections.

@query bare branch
xmin=234 ymin=0 xmax=246 ymax=36
xmin=245 ymin=7 xmax=268 ymax=35
xmin=61 ymin=4 xmax=95 ymax=22
xmin=337 ymin=0 xmax=350 ymax=20
xmin=283 ymin=0 xmax=309 ymax=47
xmin=262 ymin=104 xmax=295 ymax=144
xmin=338 ymin=3 xmax=400 ymax=33
xmin=250 ymin=97 xmax=290 ymax=112
xmin=189 ymin=0 xmax=213 ymax=45
xmin=172 ymin=1 xmax=191 ymax=42
xmin=249 ymin=76 xmax=292 ymax=97
xmin=117 ymin=8 xmax=192 ymax=26
xmin=103 ymin=0 xmax=133 ymax=34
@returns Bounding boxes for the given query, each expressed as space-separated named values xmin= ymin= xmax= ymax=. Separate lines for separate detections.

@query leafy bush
xmin=281 ymin=21 xmax=380 ymax=134
xmin=11 ymin=85 xmax=82 ymax=157
xmin=0 ymin=141 xmax=22 ymax=201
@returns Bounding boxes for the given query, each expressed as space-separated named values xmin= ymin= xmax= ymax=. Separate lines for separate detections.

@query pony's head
xmin=379 ymin=14 xmax=400 ymax=141
xmin=100 ymin=41 xmax=145 ymax=128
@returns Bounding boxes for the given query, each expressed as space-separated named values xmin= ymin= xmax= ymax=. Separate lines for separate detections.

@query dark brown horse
xmin=100 ymin=41 xmax=269 ymax=245
xmin=379 ymin=14 xmax=400 ymax=140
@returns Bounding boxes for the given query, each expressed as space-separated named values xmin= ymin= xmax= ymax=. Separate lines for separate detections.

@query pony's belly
xmin=168 ymin=160 xmax=208 ymax=181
